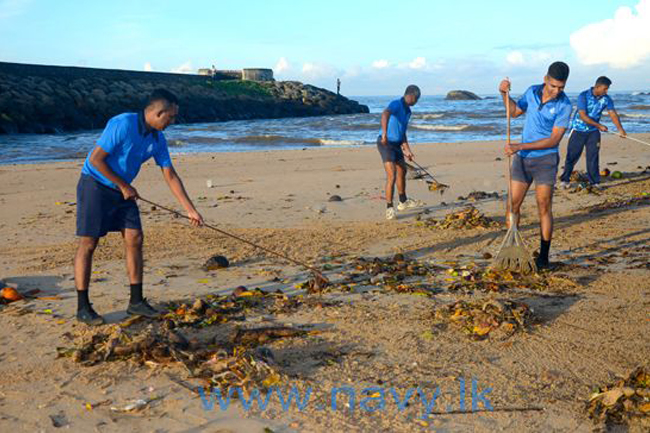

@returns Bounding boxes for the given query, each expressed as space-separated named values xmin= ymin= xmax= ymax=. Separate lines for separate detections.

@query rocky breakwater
xmin=0 ymin=62 xmax=369 ymax=134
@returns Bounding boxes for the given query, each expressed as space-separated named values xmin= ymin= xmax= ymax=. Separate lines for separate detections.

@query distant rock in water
xmin=445 ymin=90 xmax=482 ymax=101
xmin=0 ymin=61 xmax=369 ymax=134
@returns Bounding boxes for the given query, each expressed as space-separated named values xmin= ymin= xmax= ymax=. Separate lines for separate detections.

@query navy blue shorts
xmin=377 ymin=136 xmax=405 ymax=163
xmin=511 ymin=153 xmax=559 ymax=186
xmin=76 ymin=175 xmax=142 ymax=238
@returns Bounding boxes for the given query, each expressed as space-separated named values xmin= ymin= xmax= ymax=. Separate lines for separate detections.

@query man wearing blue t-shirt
xmin=377 ymin=84 xmax=423 ymax=220
xmin=498 ymin=62 xmax=572 ymax=269
xmin=560 ymin=76 xmax=627 ymax=189
xmin=74 ymin=89 xmax=204 ymax=325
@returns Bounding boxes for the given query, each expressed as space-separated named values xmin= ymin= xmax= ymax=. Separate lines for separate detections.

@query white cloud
xmin=408 ymin=56 xmax=427 ymax=69
xmin=506 ymin=51 xmax=525 ymax=65
xmin=372 ymin=59 xmax=390 ymax=69
xmin=570 ymin=0 xmax=650 ymax=68
xmin=506 ymin=50 xmax=552 ymax=67
xmin=0 ymin=0 xmax=31 ymax=19
xmin=143 ymin=62 xmax=153 ymax=72
xmin=171 ymin=61 xmax=194 ymax=74
xmin=301 ymin=62 xmax=337 ymax=79
xmin=275 ymin=57 xmax=290 ymax=74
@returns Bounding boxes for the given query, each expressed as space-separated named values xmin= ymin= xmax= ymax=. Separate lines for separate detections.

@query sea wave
xmin=411 ymin=124 xmax=496 ymax=132
xmin=620 ymin=112 xmax=650 ymax=118
xmin=629 ymin=105 xmax=650 ymax=110
xmin=319 ymin=138 xmax=365 ymax=146
xmin=415 ymin=113 xmax=445 ymax=120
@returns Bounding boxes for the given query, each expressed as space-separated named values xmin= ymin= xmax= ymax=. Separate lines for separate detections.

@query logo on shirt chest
xmin=549 ymin=107 xmax=556 ymax=114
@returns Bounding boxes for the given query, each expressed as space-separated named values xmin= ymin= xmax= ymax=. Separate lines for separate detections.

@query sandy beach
xmin=1 ymin=134 xmax=649 ymax=432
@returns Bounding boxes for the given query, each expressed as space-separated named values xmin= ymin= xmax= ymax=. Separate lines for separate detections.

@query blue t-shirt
xmin=571 ymin=88 xmax=614 ymax=132
xmin=382 ymin=97 xmax=411 ymax=143
xmin=516 ymin=84 xmax=572 ymax=158
xmin=82 ymin=112 xmax=173 ymax=189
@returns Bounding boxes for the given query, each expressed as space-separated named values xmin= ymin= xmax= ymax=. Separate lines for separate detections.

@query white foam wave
xmin=412 ymin=124 xmax=470 ymax=131
xmin=418 ymin=113 xmax=445 ymax=120
xmin=318 ymin=139 xmax=365 ymax=146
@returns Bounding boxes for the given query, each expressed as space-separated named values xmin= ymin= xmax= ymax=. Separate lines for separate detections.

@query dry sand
xmin=0 ymin=134 xmax=649 ymax=432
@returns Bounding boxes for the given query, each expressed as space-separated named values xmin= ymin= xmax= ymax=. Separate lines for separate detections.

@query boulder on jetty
xmin=445 ymin=90 xmax=482 ymax=101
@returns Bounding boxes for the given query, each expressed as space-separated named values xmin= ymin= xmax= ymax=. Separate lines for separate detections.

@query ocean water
xmin=1 ymin=92 xmax=649 ymax=165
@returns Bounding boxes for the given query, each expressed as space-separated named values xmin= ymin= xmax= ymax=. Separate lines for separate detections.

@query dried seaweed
xmin=432 ymin=299 xmax=533 ymax=340
xmin=587 ymin=366 xmax=650 ymax=426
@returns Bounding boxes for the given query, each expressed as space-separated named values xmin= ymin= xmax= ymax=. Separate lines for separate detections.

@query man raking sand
xmin=495 ymin=62 xmax=573 ymax=270
xmin=377 ymin=85 xmax=425 ymax=220
xmin=74 ymin=89 xmax=204 ymax=325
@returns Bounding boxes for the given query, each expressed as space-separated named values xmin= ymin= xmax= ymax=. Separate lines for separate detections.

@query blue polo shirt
xmin=571 ymin=87 xmax=614 ymax=132
xmin=516 ymin=84 xmax=572 ymax=158
xmin=81 ymin=112 xmax=173 ymax=189
xmin=383 ymin=97 xmax=412 ymax=143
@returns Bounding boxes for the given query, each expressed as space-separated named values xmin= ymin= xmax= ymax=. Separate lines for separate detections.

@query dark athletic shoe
xmin=127 ymin=298 xmax=161 ymax=318
xmin=535 ymin=257 xmax=550 ymax=271
xmin=76 ymin=304 xmax=105 ymax=326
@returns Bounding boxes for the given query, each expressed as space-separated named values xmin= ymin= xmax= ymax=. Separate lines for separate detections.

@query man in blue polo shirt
xmin=377 ymin=84 xmax=423 ymax=220
xmin=560 ymin=76 xmax=627 ymax=189
xmin=498 ymin=61 xmax=572 ymax=269
xmin=74 ymin=89 xmax=204 ymax=325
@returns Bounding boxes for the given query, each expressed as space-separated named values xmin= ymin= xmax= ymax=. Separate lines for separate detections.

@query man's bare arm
xmin=161 ymin=166 xmax=203 ymax=225
xmin=498 ymin=79 xmax=524 ymax=118
xmin=518 ymin=127 xmax=567 ymax=150
xmin=578 ymin=110 xmax=607 ymax=131
xmin=608 ymin=110 xmax=626 ymax=136
xmin=380 ymin=109 xmax=390 ymax=144
xmin=89 ymin=147 xmax=138 ymax=200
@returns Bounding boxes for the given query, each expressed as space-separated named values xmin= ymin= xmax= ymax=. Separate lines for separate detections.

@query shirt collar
xmin=536 ymin=84 xmax=564 ymax=110
xmin=590 ymin=87 xmax=604 ymax=99
xmin=137 ymin=111 xmax=159 ymax=140
xmin=400 ymin=97 xmax=411 ymax=113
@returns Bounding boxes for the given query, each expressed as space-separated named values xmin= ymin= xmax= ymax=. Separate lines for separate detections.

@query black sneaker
xmin=535 ymin=257 xmax=550 ymax=271
xmin=76 ymin=304 xmax=105 ymax=326
xmin=127 ymin=298 xmax=161 ymax=318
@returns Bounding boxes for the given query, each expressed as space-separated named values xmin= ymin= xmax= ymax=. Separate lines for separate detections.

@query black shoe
xmin=535 ymin=257 xmax=550 ymax=271
xmin=76 ymin=304 xmax=105 ymax=326
xmin=127 ymin=298 xmax=161 ymax=318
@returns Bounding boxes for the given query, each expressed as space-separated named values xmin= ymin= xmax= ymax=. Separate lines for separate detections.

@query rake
xmin=605 ymin=130 xmax=650 ymax=147
xmin=408 ymin=159 xmax=450 ymax=194
xmin=493 ymin=89 xmax=536 ymax=274
xmin=138 ymin=197 xmax=330 ymax=291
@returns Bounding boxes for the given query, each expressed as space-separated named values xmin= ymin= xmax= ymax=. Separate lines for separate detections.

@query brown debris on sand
xmin=587 ymin=366 xmax=650 ymax=426
xmin=421 ymin=206 xmax=499 ymax=230
xmin=432 ymin=299 xmax=534 ymax=340
xmin=446 ymin=264 xmax=580 ymax=293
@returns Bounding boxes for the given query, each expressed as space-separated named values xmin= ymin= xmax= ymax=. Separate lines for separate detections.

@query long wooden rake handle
xmin=137 ymin=196 xmax=325 ymax=277
xmin=605 ymin=130 xmax=650 ymax=147
xmin=505 ymin=88 xmax=515 ymax=225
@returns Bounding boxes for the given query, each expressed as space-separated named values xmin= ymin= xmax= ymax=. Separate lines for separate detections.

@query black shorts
xmin=511 ymin=153 xmax=560 ymax=186
xmin=376 ymin=136 xmax=405 ymax=163
xmin=76 ymin=175 xmax=142 ymax=238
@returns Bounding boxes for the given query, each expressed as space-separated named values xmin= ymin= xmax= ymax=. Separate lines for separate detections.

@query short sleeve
xmin=387 ymin=99 xmax=401 ymax=114
xmin=153 ymin=134 xmax=173 ymax=168
xmin=606 ymin=96 xmax=614 ymax=110
xmin=516 ymin=87 xmax=531 ymax=111
xmin=96 ymin=116 xmax=129 ymax=154
xmin=576 ymin=92 xmax=587 ymax=111
xmin=554 ymin=101 xmax=572 ymax=129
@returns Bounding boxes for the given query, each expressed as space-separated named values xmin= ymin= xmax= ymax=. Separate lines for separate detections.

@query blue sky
xmin=1 ymin=0 xmax=649 ymax=95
